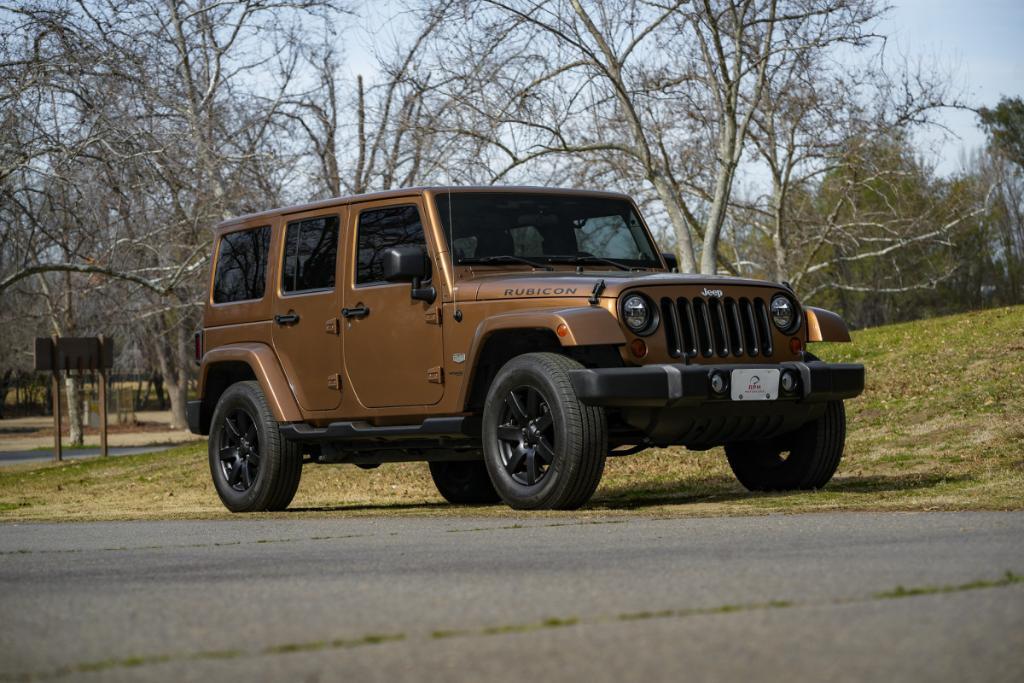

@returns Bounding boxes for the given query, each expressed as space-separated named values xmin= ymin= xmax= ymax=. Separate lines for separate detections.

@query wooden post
xmin=51 ymin=335 xmax=62 ymax=462
xmin=98 ymin=336 xmax=108 ymax=457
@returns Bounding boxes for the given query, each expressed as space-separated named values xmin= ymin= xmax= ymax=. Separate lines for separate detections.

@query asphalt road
xmin=1 ymin=512 xmax=1022 ymax=682
xmin=0 ymin=445 xmax=172 ymax=466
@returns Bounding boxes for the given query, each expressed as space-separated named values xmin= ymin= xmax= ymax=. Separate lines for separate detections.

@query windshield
xmin=434 ymin=193 xmax=662 ymax=269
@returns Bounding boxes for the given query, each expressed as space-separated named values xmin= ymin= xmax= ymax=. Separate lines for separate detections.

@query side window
xmin=281 ymin=216 xmax=339 ymax=294
xmin=356 ymin=205 xmax=426 ymax=285
xmin=212 ymin=226 xmax=272 ymax=304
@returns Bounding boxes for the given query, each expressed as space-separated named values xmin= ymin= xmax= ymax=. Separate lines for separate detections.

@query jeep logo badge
xmin=701 ymin=287 xmax=724 ymax=298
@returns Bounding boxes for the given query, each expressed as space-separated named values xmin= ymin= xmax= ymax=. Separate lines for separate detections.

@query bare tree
xmin=282 ymin=0 xmax=471 ymax=200
xmin=1 ymin=0 xmax=348 ymax=428
xmin=410 ymin=0 xmax=885 ymax=273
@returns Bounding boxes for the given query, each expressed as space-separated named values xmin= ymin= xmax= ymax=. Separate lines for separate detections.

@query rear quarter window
xmin=212 ymin=226 xmax=272 ymax=304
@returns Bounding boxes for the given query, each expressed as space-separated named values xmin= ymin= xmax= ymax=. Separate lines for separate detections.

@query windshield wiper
xmin=459 ymin=255 xmax=554 ymax=270
xmin=545 ymin=254 xmax=642 ymax=271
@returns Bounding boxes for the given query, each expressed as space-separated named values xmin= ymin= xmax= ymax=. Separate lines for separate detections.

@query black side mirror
xmin=382 ymin=245 xmax=435 ymax=303
xmin=661 ymin=252 xmax=678 ymax=273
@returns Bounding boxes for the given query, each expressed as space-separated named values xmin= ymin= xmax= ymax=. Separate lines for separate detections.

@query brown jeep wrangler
xmin=188 ymin=187 xmax=863 ymax=512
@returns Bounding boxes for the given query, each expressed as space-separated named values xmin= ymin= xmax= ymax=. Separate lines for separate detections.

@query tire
xmin=208 ymin=381 xmax=302 ymax=512
xmin=481 ymin=352 xmax=607 ymax=510
xmin=725 ymin=400 xmax=846 ymax=492
xmin=429 ymin=459 xmax=501 ymax=505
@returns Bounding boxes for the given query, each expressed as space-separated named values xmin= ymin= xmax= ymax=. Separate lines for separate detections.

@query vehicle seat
xmin=473 ymin=223 xmax=515 ymax=257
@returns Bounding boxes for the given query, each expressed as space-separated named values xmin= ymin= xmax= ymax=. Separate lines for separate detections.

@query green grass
xmin=1 ymin=305 xmax=1022 ymax=522
xmin=873 ymin=571 xmax=1023 ymax=599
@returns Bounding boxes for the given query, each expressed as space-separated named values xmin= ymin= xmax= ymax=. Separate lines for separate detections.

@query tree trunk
xmin=64 ymin=373 xmax=85 ymax=446
xmin=0 ymin=369 xmax=10 ymax=419
xmin=771 ymin=186 xmax=788 ymax=282
xmin=165 ymin=373 xmax=188 ymax=431
xmin=154 ymin=374 xmax=166 ymax=410
xmin=651 ymin=175 xmax=698 ymax=273
xmin=701 ymin=122 xmax=741 ymax=274
xmin=153 ymin=324 xmax=190 ymax=430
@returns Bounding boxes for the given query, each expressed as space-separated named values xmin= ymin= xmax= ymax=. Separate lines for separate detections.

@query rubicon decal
xmin=503 ymin=287 xmax=578 ymax=296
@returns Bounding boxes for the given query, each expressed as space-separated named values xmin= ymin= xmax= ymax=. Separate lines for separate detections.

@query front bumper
xmin=568 ymin=361 xmax=862 ymax=448
xmin=569 ymin=361 xmax=864 ymax=408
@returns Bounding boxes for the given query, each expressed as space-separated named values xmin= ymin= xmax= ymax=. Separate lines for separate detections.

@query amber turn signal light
xmin=630 ymin=338 xmax=648 ymax=358
xmin=556 ymin=323 xmax=569 ymax=338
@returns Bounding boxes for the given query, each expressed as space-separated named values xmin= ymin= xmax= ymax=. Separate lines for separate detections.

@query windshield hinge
xmin=589 ymin=279 xmax=606 ymax=305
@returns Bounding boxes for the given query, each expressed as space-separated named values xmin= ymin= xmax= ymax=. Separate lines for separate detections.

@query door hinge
xmin=327 ymin=373 xmax=341 ymax=390
xmin=427 ymin=366 xmax=444 ymax=384
xmin=325 ymin=318 xmax=339 ymax=335
xmin=425 ymin=308 xmax=441 ymax=325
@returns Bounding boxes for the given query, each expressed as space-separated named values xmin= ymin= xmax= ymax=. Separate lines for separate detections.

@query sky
xmin=881 ymin=0 xmax=1024 ymax=173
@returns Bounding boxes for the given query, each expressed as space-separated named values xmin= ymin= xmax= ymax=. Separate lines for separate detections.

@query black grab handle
xmin=274 ymin=313 xmax=300 ymax=325
xmin=341 ymin=305 xmax=370 ymax=319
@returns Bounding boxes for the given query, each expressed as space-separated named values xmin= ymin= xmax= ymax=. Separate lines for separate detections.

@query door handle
xmin=274 ymin=313 xmax=300 ymax=325
xmin=341 ymin=305 xmax=370 ymax=319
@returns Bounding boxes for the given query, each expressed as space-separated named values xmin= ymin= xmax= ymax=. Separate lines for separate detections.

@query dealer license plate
xmin=730 ymin=369 xmax=779 ymax=401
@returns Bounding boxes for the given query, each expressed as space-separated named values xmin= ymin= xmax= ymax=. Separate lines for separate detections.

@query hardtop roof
xmin=214 ymin=185 xmax=635 ymax=232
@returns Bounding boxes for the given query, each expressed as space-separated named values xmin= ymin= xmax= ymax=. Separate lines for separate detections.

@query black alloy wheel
xmin=496 ymin=386 xmax=556 ymax=486
xmin=208 ymin=381 xmax=302 ymax=513
xmin=481 ymin=352 xmax=607 ymax=510
xmin=217 ymin=408 xmax=261 ymax=492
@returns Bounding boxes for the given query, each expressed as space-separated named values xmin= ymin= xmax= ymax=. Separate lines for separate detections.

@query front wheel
xmin=725 ymin=400 xmax=847 ymax=492
xmin=482 ymin=352 xmax=607 ymax=510
xmin=208 ymin=381 xmax=302 ymax=512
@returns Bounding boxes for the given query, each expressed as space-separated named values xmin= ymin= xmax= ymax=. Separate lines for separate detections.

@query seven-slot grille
xmin=659 ymin=295 xmax=774 ymax=359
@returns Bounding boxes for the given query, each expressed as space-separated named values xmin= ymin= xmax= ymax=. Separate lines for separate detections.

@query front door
xmin=342 ymin=199 xmax=444 ymax=408
xmin=271 ymin=209 xmax=344 ymax=412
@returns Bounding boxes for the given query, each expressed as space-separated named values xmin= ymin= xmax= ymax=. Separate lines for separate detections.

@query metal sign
xmin=35 ymin=337 xmax=114 ymax=372
xmin=34 ymin=336 xmax=115 ymax=462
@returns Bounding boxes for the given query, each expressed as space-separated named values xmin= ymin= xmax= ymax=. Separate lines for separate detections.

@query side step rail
xmin=279 ymin=416 xmax=478 ymax=443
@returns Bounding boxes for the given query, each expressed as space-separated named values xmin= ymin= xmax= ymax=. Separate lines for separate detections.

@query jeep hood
xmin=459 ymin=271 xmax=787 ymax=302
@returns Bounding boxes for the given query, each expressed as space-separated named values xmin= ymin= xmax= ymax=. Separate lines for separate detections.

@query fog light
xmin=630 ymin=338 xmax=648 ymax=358
xmin=710 ymin=371 xmax=727 ymax=395
xmin=780 ymin=370 xmax=797 ymax=393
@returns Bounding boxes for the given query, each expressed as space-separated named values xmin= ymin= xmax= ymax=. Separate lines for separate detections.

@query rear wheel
xmin=482 ymin=352 xmax=607 ymax=510
xmin=725 ymin=400 xmax=846 ymax=491
xmin=208 ymin=381 xmax=302 ymax=512
xmin=429 ymin=459 xmax=501 ymax=505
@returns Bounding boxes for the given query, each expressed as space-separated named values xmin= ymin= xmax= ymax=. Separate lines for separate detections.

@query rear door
xmin=342 ymin=198 xmax=444 ymax=408
xmin=271 ymin=208 xmax=345 ymax=412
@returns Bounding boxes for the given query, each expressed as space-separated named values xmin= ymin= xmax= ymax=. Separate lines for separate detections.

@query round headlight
xmin=770 ymin=294 xmax=798 ymax=332
xmin=622 ymin=294 xmax=653 ymax=333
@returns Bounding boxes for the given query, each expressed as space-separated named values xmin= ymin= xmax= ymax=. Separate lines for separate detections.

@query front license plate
xmin=730 ymin=369 xmax=780 ymax=401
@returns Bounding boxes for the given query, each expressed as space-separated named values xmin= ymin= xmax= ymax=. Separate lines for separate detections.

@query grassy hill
xmin=1 ymin=306 xmax=1022 ymax=521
